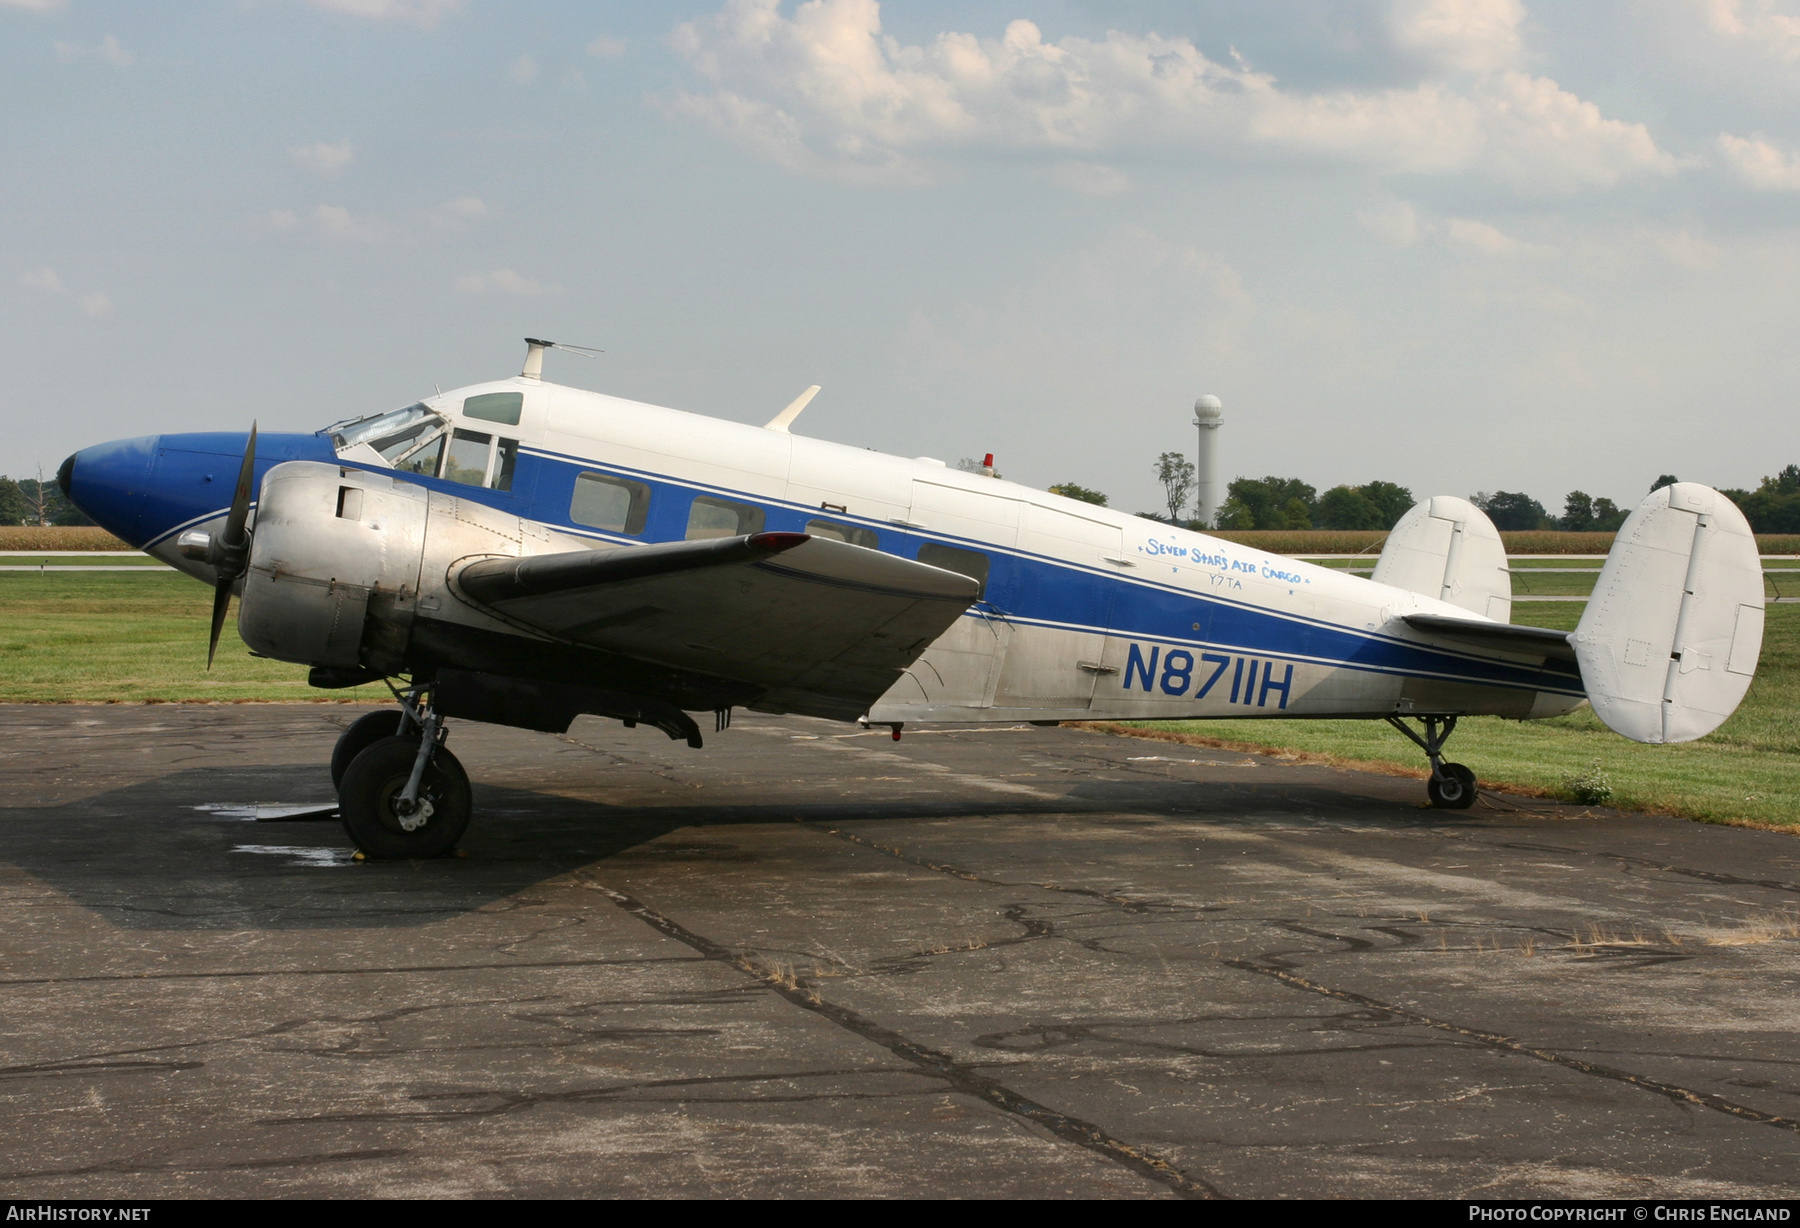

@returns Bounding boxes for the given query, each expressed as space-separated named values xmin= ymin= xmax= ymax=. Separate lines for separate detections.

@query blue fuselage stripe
xmin=115 ymin=431 xmax=1577 ymax=698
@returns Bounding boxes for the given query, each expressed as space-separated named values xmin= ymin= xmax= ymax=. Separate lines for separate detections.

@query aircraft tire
xmin=330 ymin=710 xmax=406 ymax=792
xmin=339 ymin=735 xmax=472 ymax=860
xmin=1427 ymin=763 xmax=1477 ymax=810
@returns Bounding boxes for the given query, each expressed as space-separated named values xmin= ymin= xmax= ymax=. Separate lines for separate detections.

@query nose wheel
xmin=338 ymin=683 xmax=471 ymax=858
xmin=1386 ymin=715 xmax=1478 ymax=810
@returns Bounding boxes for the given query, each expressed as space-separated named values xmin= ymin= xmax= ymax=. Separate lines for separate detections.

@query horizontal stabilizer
xmin=1374 ymin=496 xmax=1511 ymax=621
xmin=1572 ymin=483 xmax=1764 ymax=744
xmin=1403 ymin=613 xmax=1576 ymax=662
xmin=454 ymin=532 xmax=979 ymax=721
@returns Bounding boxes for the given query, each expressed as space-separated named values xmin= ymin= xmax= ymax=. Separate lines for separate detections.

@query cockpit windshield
xmin=328 ymin=403 xmax=440 ymax=453
xmin=322 ymin=398 xmax=519 ymax=493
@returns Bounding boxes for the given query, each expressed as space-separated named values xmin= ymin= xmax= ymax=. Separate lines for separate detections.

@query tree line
xmin=1046 ymin=456 xmax=1800 ymax=535
xmin=0 ymin=475 xmax=92 ymax=527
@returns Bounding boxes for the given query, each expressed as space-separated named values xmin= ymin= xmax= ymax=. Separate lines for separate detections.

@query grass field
xmin=1 ymin=570 xmax=1792 ymax=831
xmin=1101 ymin=600 xmax=1800 ymax=832
xmin=0 ymin=572 xmax=386 ymax=702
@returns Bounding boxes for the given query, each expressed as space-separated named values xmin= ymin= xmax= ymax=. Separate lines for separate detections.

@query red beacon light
xmin=980 ymin=453 xmax=995 ymax=477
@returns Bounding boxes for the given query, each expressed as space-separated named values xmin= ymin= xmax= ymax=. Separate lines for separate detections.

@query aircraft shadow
xmin=0 ymin=758 xmax=1464 ymax=933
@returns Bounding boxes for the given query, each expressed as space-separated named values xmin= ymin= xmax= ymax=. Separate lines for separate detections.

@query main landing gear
xmin=332 ymin=682 xmax=471 ymax=859
xmin=1385 ymin=715 xmax=1478 ymax=810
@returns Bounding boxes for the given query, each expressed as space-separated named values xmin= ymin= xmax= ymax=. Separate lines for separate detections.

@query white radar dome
xmin=1194 ymin=394 xmax=1224 ymax=420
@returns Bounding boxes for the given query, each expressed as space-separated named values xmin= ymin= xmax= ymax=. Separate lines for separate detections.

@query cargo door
xmin=992 ymin=502 xmax=1123 ymax=710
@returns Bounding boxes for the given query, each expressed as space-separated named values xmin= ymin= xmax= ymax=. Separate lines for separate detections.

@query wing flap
xmin=454 ymin=532 xmax=980 ymax=719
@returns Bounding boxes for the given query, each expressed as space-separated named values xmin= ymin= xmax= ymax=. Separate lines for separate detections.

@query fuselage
xmin=62 ymin=375 xmax=1585 ymax=725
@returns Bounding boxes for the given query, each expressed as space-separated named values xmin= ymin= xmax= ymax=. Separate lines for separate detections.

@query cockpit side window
xmin=443 ymin=429 xmax=493 ymax=486
xmin=394 ymin=433 xmax=445 ymax=477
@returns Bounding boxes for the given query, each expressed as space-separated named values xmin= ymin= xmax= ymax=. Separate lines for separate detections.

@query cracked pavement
xmin=2 ymin=704 xmax=1799 ymax=1198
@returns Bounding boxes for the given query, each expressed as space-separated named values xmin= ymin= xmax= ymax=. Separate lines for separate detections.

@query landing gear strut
xmin=1385 ymin=715 xmax=1477 ymax=810
xmin=338 ymin=682 xmax=471 ymax=858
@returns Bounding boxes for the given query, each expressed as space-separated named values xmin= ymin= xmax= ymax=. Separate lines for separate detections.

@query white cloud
xmin=510 ymin=55 xmax=538 ymax=85
xmin=1443 ymin=215 xmax=1533 ymax=256
xmin=19 ymin=267 xmax=112 ymax=317
xmin=1717 ymin=132 xmax=1800 ymax=189
xmin=269 ymin=204 xmax=387 ymax=242
xmin=1358 ymin=200 xmax=1544 ymax=256
xmin=587 ymin=35 xmax=628 ymax=58
xmin=18 ymin=267 xmax=63 ymax=293
xmin=302 ymin=0 xmax=461 ymax=28
xmin=455 ymin=269 xmax=557 ymax=295
xmin=1358 ymin=200 xmax=1421 ymax=247
xmin=288 ymin=140 xmax=356 ymax=179
xmin=310 ymin=204 xmax=385 ymax=242
xmin=269 ymin=197 xmax=489 ymax=243
xmin=1389 ymin=0 xmax=1525 ymax=74
xmin=54 ymin=34 xmax=134 ymax=66
xmin=1043 ymin=161 xmax=1132 ymax=195
xmin=1701 ymin=0 xmax=1800 ymax=61
xmin=668 ymin=0 xmax=1679 ymax=194
xmin=424 ymin=195 xmax=489 ymax=230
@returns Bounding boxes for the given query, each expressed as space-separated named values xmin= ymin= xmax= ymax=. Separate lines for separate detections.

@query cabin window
xmin=463 ymin=392 xmax=523 ymax=426
xmin=443 ymin=429 xmax=493 ymax=486
xmin=686 ymin=496 xmax=765 ymax=540
xmin=918 ymin=542 xmax=989 ymax=596
xmin=806 ymin=519 xmax=879 ymax=549
xmin=571 ymin=472 xmax=650 ymax=535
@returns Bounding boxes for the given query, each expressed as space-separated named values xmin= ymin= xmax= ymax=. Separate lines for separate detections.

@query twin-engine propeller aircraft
xmin=60 ymin=340 xmax=1766 ymax=858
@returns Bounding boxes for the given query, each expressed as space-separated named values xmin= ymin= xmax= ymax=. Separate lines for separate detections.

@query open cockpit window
xmin=329 ymin=403 xmax=439 ymax=453
xmin=326 ymin=402 xmax=515 ymax=491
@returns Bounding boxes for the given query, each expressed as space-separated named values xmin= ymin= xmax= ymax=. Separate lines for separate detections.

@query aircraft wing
xmin=1403 ymin=612 xmax=1577 ymax=663
xmin=454 ymin=532 xmax=981 ymax=720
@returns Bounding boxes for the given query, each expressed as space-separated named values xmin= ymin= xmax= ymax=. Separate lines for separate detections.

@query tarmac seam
xmin=0 ymin=955 xmax=700 ymax=988
xmin=806 ymin=818 xmax=1800 ymax=1138
xmin=580 ymin=877 xmax=1219 ymax=1200
xmin=1223 ymin=960 xmax=1800 ymax=1134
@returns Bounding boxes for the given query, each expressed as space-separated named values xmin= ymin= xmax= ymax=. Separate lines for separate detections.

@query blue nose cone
xmin=61 ymin=435 xmax=159 ymax=547
xmin=62 ymin=431 xmax=337 ymax=550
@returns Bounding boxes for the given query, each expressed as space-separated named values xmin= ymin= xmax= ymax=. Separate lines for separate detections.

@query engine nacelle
xmin=239 ymin=461 xmax=584 ymax=677
xmin=239 ymin=463 xmax=430 ymax=672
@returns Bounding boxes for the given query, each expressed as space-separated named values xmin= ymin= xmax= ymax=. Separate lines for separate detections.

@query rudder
xmin=1572 ymin=483 xmax=1764 ymax=744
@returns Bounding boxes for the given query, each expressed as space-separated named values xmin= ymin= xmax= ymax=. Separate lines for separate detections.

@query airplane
xmin=57 ymin=339 xmax=1767 ymax=859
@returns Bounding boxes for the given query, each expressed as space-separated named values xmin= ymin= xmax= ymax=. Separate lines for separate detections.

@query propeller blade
xmin=206 ymin=423 xmax=257 ymax=671
xmin=221 ymin=422 xmax=258 ymax=554
xmin=206 ymin=578 xmax=232 ymax=670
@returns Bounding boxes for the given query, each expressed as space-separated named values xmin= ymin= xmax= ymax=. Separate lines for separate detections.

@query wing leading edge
xmin=454 ymin=532 xmax=981 ymax=720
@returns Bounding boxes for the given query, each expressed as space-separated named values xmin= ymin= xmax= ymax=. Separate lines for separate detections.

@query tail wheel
xmin=330 ymin=710 xmax=406 ymax=792
xmin=1427 ymin=762 xmax=1478 ymax=809
xmin=339 ymin=735 xmax=471 ymax=859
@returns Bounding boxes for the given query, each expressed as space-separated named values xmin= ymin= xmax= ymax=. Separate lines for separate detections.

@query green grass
xmin=1109 ymin=601 xmax=1800 ymax=831
xmin=0 ymin=572 xmax=386 ymax=702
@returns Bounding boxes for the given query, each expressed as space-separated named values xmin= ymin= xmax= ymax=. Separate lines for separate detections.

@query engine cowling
xmin=238 ymin=462 xmax=430 ymax=673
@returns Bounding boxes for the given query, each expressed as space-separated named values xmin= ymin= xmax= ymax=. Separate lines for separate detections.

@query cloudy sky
xmin=5 ymin=0 xmax=1798 ymax=516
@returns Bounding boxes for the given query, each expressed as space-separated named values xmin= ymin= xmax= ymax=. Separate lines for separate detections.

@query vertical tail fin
xmin=1572 ymin=483 xmax=1764 ymax=744
xmin=1372 ymin=496 xmax=1511 ymax=621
